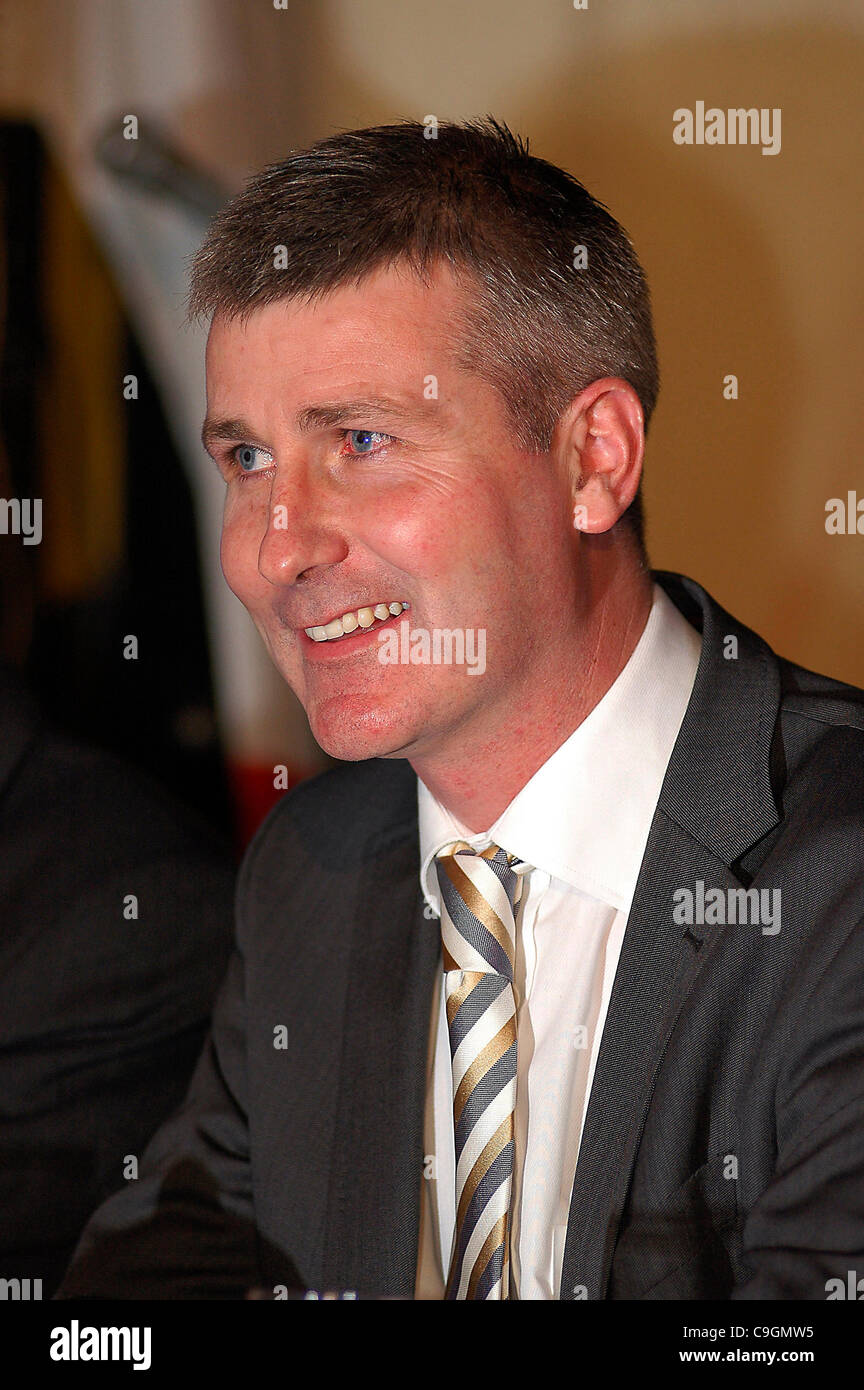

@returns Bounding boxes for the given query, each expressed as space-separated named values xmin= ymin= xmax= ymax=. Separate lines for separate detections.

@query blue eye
xmin=233 ymin=444 xmax=271 ymax=473
xmin=345 ymin=430 xmax=390 ymax=455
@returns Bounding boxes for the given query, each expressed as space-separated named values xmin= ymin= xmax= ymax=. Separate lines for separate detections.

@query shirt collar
xmin=418 ymin=583 xmax=702 ymax=916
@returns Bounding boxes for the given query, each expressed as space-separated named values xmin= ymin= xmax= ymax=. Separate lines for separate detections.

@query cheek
xmin=360 ymin=495 xmax=444 ymax=577
xmin=364 ymin=481 xmax=501 ymax=577
xmin=220 ymin=506 xmax=263 ymax=600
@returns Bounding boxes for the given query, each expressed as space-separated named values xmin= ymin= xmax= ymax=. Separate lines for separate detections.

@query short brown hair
xmin=189 ymin=117 xmax=658 ymax=554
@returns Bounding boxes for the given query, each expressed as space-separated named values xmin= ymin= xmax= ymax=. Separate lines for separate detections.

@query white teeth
xmin=304 ymin=601 xmax=409 ymax=642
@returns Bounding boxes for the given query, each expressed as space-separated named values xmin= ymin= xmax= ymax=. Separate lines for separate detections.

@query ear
xmin=553 ymin=378 xmax=645 ymax=535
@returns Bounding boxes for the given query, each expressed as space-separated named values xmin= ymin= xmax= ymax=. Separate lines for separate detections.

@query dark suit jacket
xmin=58 ymin=573 xmax=864 ymax=1299
xmin=0 ymin=667 xmax=236 ymax=1295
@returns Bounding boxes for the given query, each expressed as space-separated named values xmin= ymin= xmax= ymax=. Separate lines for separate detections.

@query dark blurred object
xmin=0 ymin=123 xmax=43 ymax=666
xmin=0 ymin=120 xmax=232 ymax=835
xmin=28 ymin=329 xmax=233 ymax=830
xmin=94 ymin=115 xmax=227 ymax=219
xmin=0 ymin=663 xmax=236 ymax=1297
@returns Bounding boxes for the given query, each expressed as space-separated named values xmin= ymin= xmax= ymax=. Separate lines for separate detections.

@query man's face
xmin=204 ymin=262 xmax=580 ymax=767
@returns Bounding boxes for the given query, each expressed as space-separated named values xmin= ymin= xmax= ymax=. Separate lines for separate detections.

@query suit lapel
xmin=561 ymin=573 xmax=783 ymax=1299
xmin=321 ymin=824 xmax=440 ymax=1297
xmin=560 ymin=820 xmax=744 ymax=1299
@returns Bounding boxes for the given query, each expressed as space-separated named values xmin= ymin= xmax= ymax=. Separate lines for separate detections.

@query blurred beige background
xmin=2 ymin=0 xmax=862 ymax=697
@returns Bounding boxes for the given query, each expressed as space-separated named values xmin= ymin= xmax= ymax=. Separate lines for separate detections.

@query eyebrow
xmin=296 ymin=396 xmax=425 ymax=433
xmin=201 ymin=395 xmax=440 ymax=455
xmin=200 ymin=417 xmax=258 ymax=454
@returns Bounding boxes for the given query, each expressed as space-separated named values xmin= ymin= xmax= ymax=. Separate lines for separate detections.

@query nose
xmin=257 ymin=465 xmax=348 ymax=587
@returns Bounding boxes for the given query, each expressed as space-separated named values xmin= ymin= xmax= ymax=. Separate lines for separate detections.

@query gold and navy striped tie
xmin=434 ymin=841 xmax=526 ymax=1300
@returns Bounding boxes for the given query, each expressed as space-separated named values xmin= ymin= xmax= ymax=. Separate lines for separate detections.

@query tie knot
xmin=434 ymin=841 xmax=524 ymax=978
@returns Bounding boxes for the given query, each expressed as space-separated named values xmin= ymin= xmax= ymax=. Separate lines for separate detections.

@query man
xmin=59 ymin=119 xmax=864 ymax=1300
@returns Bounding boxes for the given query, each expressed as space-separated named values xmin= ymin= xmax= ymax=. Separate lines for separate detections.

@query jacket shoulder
xmin=776 ymin=657 xmax=864 ymax=821
xmin=236 ymin=758 xmax=419 ymax=942
xmin=779 ymin=656 xmax=864 ymax=732
xmin=252 ymin=757 xmax=417 ymax=851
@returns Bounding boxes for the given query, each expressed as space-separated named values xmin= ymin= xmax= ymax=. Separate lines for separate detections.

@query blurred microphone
xmin=93 ymin=114 xmax=228 ymax=219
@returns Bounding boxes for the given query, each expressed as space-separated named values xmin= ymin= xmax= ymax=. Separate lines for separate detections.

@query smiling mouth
xmin=304 ymin=601 xmax=409 ymax=643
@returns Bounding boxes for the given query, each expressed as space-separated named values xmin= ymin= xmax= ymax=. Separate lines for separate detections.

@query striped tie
xmin=434 ymin=841 xmax=526 ymax=1300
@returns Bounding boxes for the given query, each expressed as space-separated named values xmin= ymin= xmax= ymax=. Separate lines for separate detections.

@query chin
xmin=308 ymin=698 xmax=421 ymax=764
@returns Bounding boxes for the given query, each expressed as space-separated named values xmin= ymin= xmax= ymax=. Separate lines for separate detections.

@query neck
xmin=411 ymin=551 xmax=653 ymax=831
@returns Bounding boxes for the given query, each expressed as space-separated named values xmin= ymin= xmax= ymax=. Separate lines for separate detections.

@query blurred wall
xmin=1 ymin=0 xmax=862 ymax=698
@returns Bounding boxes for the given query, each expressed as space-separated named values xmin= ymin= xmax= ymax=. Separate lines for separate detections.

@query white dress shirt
xmin=417 ymin=583 xmax=702 ymax=1299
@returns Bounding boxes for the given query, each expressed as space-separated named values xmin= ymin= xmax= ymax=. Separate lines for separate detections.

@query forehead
xmin=205 ymin=261 xmax=471 ymax=388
